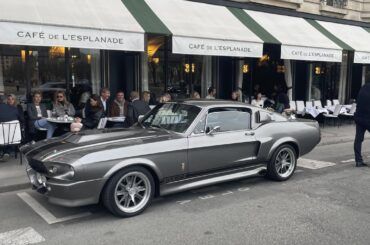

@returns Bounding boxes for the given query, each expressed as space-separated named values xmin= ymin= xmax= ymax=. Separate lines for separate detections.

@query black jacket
xmin=0 ymin=103 xmax=19 ymax=122
xmin=126 ymin=100 xmax=151 ymax=127
xmin=83 ymin=106 xmax=103 ymax=129
xmin=27 ymin=103 xmax=47 ymax=133
xmin=355 ymin=83 xmax=370 ymax=125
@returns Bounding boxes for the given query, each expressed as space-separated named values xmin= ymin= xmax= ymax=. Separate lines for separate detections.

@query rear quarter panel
xmin=254 ymin=121 xmax=320 ymax=162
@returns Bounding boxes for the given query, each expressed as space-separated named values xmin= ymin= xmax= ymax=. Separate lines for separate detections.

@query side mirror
xmin=206 ymin=126 xmax=220 ymax=135
xmin=138 ymin=115 xmax=145 ymax=122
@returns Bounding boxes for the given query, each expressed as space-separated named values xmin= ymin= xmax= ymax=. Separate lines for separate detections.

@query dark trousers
xmin=354 ymin=122 xmax=370 ymax=163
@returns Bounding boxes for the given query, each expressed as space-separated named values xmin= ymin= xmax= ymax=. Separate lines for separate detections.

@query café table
xmin=47 ymin=116 xmax=75 ymax=124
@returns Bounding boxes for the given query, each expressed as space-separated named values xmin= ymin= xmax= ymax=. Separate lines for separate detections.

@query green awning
xmin=305 ymin=19 xmax=354 ymax=51
xmin=122 ymin=0 xmax=171 ymax=35
xmin=228 ymin=7 xmax=280 ymax=45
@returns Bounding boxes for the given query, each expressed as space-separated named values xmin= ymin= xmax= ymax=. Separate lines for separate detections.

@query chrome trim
xmin=160 ymin=166 xmax=266 ymax=196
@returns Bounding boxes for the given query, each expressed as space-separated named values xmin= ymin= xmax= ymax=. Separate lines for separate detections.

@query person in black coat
xmin=126 ymin=91 xmax=151 ymax=127
xmin=354 ymin=82 xmax=370 ymax=167
xmin=82 ymin=94 xmax=104 ymax=129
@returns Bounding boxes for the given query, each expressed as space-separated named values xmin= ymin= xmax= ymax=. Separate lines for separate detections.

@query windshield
xmin=141 ymin=103 xmax=201 ymax=133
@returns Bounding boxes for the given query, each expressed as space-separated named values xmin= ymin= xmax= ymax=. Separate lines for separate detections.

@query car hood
xmin=22 ymin=127 xmax=182 ymax=163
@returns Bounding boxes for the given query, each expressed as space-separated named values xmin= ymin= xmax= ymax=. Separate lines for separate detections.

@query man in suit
xmin=126 ymin=91 xmax=151 ymax=127
xmin=0 ymin=100 xmax=19 ymax=162
xmin=354 ymin=82 xmax=370 ymax=167
xmin=99 ymin=88 xmax=111 ymax=116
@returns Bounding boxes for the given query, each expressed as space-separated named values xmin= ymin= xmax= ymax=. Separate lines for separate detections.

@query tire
xmin=267 ymin=144 xmax=297 ymax=181
xmin=102 ymin=166 xmax=155 ymax=218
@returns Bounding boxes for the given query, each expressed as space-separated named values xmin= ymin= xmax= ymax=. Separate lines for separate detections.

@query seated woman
xmin=82 ymin=94 xmax=103 ymax=129
xmin=251 ymin=93 xmax=264 ymax=108
xmin=52 ymin=91 xmax=75 ymax=117
xmin=27 ymin=91 xmax=57 ymax=139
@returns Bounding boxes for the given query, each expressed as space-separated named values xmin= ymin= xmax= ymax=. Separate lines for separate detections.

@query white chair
xmin=289 ymin=101 xmax=296 ymax=111
xmin=0 ymin=120 xmax=22 ymax=162
xmin=305 ymin=101 xmax=314 ymax=109
xmin=333 ymin=99 xmax=340 ymax=105
xmin=296 ymin=101 xmax=305 ymax=115
xmin=314 ymin=100 xmax=323 ymax=108
xmin=323 ymin=104 xmax=342 ymax=127
xmin=97 ymin=117 xmax=108 ymax=129
xmin=342 ymin=103 xmax=356 ymax=123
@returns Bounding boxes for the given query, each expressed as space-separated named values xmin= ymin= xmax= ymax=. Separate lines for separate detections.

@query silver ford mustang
xmin=22 ymin=100 xmax=320 ymax=217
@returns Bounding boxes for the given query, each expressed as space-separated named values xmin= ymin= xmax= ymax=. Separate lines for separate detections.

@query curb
xmin=0 ymin=182 xmax=30 ymax=194
xmin=318 ymin=137 xmax=370 ymax=146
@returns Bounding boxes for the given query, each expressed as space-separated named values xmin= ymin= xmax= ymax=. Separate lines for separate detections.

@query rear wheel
xmin=267 ymin=144 xmax=297 ymax=181
xmin=102 ymin=166 xmax=154 ymax=217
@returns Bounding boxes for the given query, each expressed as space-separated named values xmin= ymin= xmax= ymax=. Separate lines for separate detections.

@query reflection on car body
xmin=21 ymin=100 xmax=321 ymax=217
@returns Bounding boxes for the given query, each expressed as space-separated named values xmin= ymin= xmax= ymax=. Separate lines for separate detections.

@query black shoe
xmin=356 ymin=162 xmax=368 ymax=167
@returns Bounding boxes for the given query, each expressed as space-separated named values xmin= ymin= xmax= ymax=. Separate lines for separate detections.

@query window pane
xmin=207 ymin=110 xmax=251 ymax=132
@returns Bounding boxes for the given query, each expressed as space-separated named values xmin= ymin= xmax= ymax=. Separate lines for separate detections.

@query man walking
xmin=354 ymin=82 xmax=370 ymax=167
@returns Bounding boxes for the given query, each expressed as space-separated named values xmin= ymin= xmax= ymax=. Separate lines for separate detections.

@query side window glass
xmin=206 ymin=108 xmax=251 ymax=132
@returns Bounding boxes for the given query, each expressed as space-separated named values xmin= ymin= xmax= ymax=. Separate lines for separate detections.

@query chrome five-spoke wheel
xmin=114 ymin=172 xmax=151 ymax=214
xmin=103 ymin=167 xmax=154 ymax=217
xmin=268 ymin=144 xmax=297 ymax=181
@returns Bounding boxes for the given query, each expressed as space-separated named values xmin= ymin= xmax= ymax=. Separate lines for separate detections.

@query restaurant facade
xmin=1 ymin=0 xmax=370 ymax=107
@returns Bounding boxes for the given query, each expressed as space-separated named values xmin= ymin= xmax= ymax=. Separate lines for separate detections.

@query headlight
xmin=45 ymin=162 xmax=75 ymax=180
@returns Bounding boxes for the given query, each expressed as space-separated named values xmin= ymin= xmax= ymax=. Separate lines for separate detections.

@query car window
xmin=142 ymin=103 xmax=201 ymax=133
xmin=206 ymin=108 xmax=251 ymax=132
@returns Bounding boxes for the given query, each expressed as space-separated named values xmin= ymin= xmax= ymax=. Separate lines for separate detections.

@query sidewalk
xmin=0 ymin=124 xmax=369 ymax=194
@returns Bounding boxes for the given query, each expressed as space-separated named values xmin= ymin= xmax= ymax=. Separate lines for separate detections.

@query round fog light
xmin=48 ymin=166 xmax=58 ymax=174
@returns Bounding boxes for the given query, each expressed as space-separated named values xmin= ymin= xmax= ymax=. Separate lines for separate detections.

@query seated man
xmin=0 ymin=100 xmax=19 ymax=162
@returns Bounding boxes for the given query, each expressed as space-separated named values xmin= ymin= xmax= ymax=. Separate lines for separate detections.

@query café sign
xmin=0 ymin=21 xmax=144 ymax=51
xmin=281 ymin=45 xmax=342 ymax=62
xmin=172 ymin=36 xmax=263 ymax=58
xmin=354 ymin=51 xmax=370 ymax=64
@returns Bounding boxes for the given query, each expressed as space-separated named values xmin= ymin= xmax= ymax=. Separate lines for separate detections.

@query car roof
xmin=171 ymin=99 xmax=250 ymax=108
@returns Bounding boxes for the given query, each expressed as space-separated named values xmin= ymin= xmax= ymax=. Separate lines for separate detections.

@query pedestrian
xmin=142 ymin=91 xmax=151 ymax=105
xmin=52 ymin=91 xmax=75 ymax=117
xmin=27 ymin=91 xmax=57 ymax=139
xmin=191 ymin=91 xmax=200 ymax=99
xmin=206 ymin=87 xmax=216 ymax=99
xmin=231 ymin=90 xmax=240 ymax=101
xmin=82 ymin=94 xmax=104 ymax=129
xmin=251 ymin=93 xmax=264 ymax=108
xmin=99 ymin=88 xmax=111 ymax=116
xmin=108 ymin=91 xmax=128 ymax=128
xmin=354 ymin=82 xmax=370 ymax=167
xmin=6 ymin=94 xmax=25 ymax=128
xmin=126 ymin=91 xmax=150 ymax=127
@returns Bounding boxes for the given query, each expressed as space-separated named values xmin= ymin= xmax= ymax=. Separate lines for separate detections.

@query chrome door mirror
xmin=138 ymin=115 xmax=145 ymax=122
xmin=206 ymin=126 xmax=220 ymax=135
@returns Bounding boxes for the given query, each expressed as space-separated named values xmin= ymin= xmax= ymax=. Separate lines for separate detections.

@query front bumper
xmin=26 ymin=168 xmax=106 ymax=207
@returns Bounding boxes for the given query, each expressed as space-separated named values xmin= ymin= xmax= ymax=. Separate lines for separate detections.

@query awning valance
xmin=0 ymin=0 xmax=144 ymax=51
xmin=243 ymin=10 xmax=343 ymax=62
xmin=144 ymin=0 xmax=263 ymax=58
xmin=316 ymin=21 xmax=370 ymax=64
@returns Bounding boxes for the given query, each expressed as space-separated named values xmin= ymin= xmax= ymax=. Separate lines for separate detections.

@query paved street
xmin=1 ymin=140 xmax=370 ymax=245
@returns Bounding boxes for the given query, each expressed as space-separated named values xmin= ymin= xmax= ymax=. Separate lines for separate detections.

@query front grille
xmin=28 ymin=158 xmax=48 ymax=174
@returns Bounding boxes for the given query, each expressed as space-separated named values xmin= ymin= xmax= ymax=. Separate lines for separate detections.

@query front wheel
xmin=102 ymin=166 xmax=154 ymax=217
xmin=267 ymin=144 xmax=297 ymax=181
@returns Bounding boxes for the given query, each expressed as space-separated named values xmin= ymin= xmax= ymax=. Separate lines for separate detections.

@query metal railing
xmin=320 ymin=0 xmax=348 ymax=8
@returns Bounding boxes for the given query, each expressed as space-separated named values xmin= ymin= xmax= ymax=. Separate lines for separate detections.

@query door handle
xmin=245 ymin=132 xmax=255 ymax=136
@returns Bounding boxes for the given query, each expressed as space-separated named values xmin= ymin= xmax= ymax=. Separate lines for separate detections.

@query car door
xmin=187 ymin=107 xmax=259 ymax=175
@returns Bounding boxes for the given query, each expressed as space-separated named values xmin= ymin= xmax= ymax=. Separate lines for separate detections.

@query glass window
xmin=147 ymin=37 xmax=204 ymax=102
xmin=142 ymin=103 xmax=201 ymax=133
xmin=0 ymin=45 xmax=100 ymax=112
xmin=206 ymin=108 xmax=251 ymax=132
